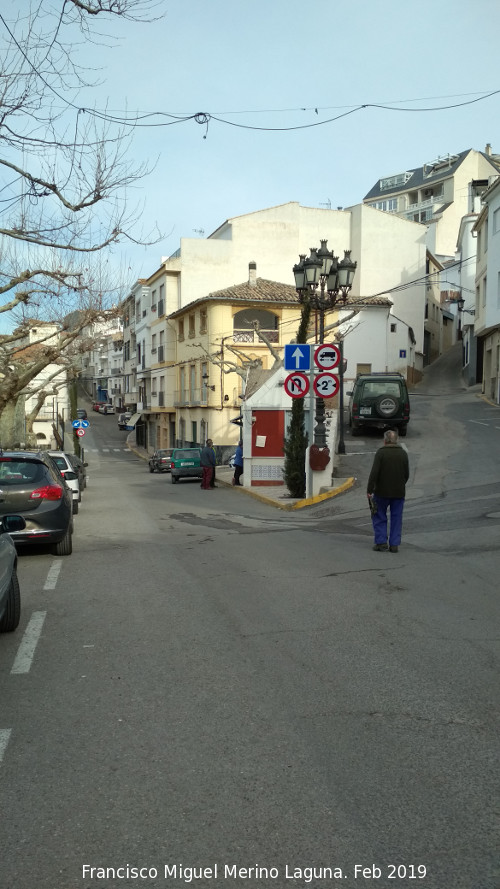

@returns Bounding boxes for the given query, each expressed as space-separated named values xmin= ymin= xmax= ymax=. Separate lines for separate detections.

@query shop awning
xmin=126 ymin=412 xmax=143 ymax=427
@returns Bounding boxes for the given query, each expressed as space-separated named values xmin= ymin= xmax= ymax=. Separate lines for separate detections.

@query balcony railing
xmin=173 ymin=388 xmax=207 ymax=407
xmin=233 ymin=328 xmax=279 ymax=344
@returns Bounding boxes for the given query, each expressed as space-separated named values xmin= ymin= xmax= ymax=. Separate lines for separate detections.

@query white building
xmin=163 ymin=201 xmax=427 ymax=368
xmin=363 ymin=146 xmax=500 ymax=258
xmin=473 ymin=176 xmax=500 ymax=402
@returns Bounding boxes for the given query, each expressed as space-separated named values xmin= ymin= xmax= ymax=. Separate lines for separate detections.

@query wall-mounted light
xmin=202 ymin=373 xmax=215 ymax=391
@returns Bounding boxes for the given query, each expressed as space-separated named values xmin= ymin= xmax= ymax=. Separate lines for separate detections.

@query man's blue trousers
xmin=372 ymin=496 xmax=405 ymax=547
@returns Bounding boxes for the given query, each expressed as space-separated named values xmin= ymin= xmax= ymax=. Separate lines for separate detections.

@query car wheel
xmin=375 ymin=395 xmax=398 ymax=418
xmin=399 ymin=425 xmax=407 ymax=437
xmin=149 ymin=465 xmax=154 ymax=473
xmin=0 ymin=569 xmax=21 ymax=632
xmin=72 ymin=501 xmax=79 ymax=515
xmin=351 ymin=422 xmax=361 ymax=436
xmin=171 ymin=475 xmax=178 ymax=483
xmin=53 ymin=527 xmax=73 ymax=556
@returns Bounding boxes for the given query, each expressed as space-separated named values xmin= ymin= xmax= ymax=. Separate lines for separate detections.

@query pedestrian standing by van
xmin=201 ymin=438 xmax=216 ymax=490
xmin=367 ymin=428 xmax=409 ymax=553
xmin=209 ymin=440 xmax=217 ymax=488
xmin=232 ymin=440 xmax=243 ymax=486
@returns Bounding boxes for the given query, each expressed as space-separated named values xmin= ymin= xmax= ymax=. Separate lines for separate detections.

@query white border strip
xmin=0 ymin=728 xmax=12 ymax=763
xmin=43 ymin=560 xmax=62 ymax=591
xmin=11 ymin=611 xmax=47 ymax=674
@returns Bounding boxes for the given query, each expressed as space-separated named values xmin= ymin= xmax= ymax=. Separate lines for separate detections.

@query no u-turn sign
xmin=284 ymin=372 xmax=310 ymax=398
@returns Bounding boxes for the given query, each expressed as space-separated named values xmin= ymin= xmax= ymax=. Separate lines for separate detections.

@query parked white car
xmin=47 ymin=451 xmax=81 ymax=515
xmin=118 ymin=412 xmax=132 ymax=429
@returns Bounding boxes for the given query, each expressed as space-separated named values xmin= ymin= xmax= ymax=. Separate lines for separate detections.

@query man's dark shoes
xmin=389 ymin=545 xmax=399 ymax=553
xmin=373 ymin=543 xmax=388 ymax=552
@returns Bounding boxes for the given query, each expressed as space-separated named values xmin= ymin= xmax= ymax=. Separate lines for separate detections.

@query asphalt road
xmin=0 ymin=363 xmax=499 ymax=889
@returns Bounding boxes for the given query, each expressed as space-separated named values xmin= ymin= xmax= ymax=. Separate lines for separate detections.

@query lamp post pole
xmin=293 ymin=240 xmax=356 ymax=451
xmin=337 ymin=337 xmax=346 ymax=455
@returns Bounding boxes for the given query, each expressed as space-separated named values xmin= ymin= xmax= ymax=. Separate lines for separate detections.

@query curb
xmin=217 ymin=475 xmax=356 ymax=510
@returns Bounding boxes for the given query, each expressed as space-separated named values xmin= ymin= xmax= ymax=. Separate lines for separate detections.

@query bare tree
xmin=0 ymin=0 xmax=163 ymax=440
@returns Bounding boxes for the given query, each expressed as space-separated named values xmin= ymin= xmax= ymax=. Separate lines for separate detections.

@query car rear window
xmin=0 ymin=460 xmax=46 ymax=484
xmin=51 ymin=456 xmax=69 ymax=471
xmin=174 ymin=450 xmax=199 ymax=460
xmin=362 ymin=381 xmax=402 ymax=397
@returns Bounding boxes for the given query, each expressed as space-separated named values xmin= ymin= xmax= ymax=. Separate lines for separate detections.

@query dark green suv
xmin=348 ymin=373 xmax=410 ymax=436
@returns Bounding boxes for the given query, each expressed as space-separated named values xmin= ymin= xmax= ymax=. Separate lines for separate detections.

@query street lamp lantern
xmin=337 ymin=250 xmax=357 ymax=291
xmin=456 ymin=296 xmax=465 ymax=312
xmin=326 ymin=255 xmax=339 ymax=293
xmin=317 ymin=239 xmax=334 ymax=276
xmin=292 ymin=255 xmax=307 ymax=291
xmin=303 ymin=248 xmax=323 ymax=287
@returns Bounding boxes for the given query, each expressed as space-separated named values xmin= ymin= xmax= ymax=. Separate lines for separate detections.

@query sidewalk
xmin=127 ymin=440 xmax=355 ymax=511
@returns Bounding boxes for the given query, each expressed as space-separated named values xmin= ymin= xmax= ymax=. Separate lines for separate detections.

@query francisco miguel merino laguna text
xmin=82 ymin=863 xmax=346 ymax=882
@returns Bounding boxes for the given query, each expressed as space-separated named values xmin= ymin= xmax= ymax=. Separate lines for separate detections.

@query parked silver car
xmin=0 ymin=515 xmax=26 ymax=633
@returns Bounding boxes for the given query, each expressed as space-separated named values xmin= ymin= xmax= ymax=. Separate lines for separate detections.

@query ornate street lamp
xmin=293 ymin=240 xmax=357 ymax=342
xmin=293 ymin=240 xmax=357 ymax=449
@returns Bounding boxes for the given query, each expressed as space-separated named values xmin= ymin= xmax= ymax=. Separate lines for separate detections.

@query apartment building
xmin=363 ymin=146 xmax=500 ymax=257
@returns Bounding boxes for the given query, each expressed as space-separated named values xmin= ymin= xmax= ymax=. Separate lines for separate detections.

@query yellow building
xmin=165 ymin=264 xmax=302 ymax=450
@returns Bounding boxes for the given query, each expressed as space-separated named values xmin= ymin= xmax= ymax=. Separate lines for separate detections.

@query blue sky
xmin=87 ymin=0 xmax=500 ymax=277
xmin=4 ymin=0 xmax=500 ymax=312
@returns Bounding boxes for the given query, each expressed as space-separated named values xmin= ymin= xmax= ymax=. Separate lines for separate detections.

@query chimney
xmin=248 ymin=261 xmax=257 ymax=287
xmin=485 ymin=143 xmax=492 ymax=156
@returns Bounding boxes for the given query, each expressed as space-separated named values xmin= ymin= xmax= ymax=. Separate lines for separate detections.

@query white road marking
xmin=11 ymin=611 xmax=47 ymax=674
xmin=0 ymin=729 xmax=12 ymax=764
xmin=469 ymin=420 xmax=490 ymax=426
xmin=43 ymin=560 xmax=62 ymax=590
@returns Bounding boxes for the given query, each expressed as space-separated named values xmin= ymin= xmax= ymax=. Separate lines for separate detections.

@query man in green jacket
xmin=367 ymin=429 xmax=409 ymax=553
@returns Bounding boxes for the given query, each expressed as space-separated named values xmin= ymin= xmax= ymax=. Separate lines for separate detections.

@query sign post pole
xmin=338 ymin=338 xmax=346 ymax=455
xmin=307 ymin=367 xmax=315 ymax=499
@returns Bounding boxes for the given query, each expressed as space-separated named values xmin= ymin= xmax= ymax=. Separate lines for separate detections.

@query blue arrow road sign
xmin=284 ymin=343 xmax=311 ymax=371
xmin=72 ymin=420 xmax=81 ymax=428
xmin=81 ymin=419 xmax=90 ymax=428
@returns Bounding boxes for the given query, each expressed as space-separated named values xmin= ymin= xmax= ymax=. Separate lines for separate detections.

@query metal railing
xmin=173 ymin=388 xmax=207 ymax=407
xmin=233 ymin=328 xmax=279 ymax=344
